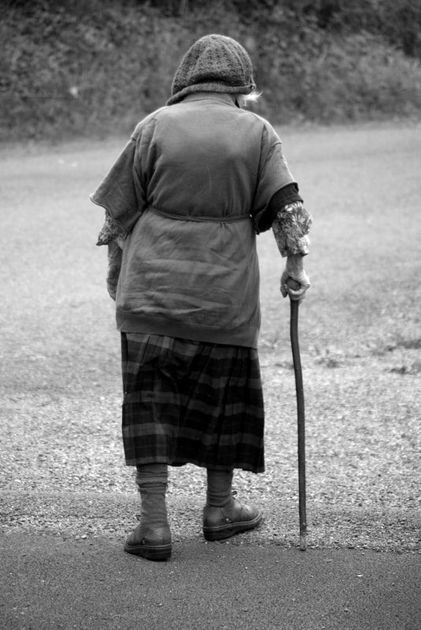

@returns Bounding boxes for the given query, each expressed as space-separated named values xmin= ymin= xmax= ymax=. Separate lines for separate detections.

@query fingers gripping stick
xmin=286 ymin=278 xmax=301 ymax=292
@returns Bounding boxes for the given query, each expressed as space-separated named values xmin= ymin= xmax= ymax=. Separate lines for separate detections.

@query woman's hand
xmin=280 ymin=254 xmax=311 ymax=301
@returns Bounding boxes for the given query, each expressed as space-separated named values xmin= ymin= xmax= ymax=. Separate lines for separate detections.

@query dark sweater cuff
xmin=253 ymin=183 xmax=303 ymax=234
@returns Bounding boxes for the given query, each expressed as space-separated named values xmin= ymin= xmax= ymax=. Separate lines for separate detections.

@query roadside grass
xmin=0 ymin=122 xmax=420 ymax=551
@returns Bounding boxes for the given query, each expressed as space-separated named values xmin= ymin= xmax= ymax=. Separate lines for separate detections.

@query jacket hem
xmin=116 ymin=313 xmax=259 ymax=349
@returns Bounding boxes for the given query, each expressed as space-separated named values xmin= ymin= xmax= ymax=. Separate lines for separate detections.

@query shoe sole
xmin=124 ymin=542 xmax=172 ymax=561
xmin=203 ymin=512 xmax=263 ymax=542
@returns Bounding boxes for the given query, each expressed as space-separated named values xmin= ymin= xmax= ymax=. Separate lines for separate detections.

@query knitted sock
xmin=135 ymin=464 xmax=169 ymax=528
xmin=206 ymin=468 xmax=234 ymax=508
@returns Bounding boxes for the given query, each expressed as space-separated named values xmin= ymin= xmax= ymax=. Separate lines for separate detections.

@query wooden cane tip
xmin=299 ymin=533 xmax=307 ymax=551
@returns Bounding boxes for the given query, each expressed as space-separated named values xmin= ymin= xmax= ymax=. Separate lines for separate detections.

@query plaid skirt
xmin=121 ymin=333 xmax=264 ymax=472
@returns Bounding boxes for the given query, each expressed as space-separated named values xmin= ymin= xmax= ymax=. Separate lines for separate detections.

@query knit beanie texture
xmin=167 ymin=34 xmax=256 ymax=105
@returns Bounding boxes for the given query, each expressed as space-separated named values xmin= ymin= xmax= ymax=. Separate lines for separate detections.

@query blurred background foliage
xmin=1 ymin=0 xmax=421 ymax=141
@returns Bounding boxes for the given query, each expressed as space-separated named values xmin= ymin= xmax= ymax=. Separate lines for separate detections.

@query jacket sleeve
xmin=89 ymin=132 xmax=146 ymax=234
xmin=251 ymin=122 xmax=296 ymax=231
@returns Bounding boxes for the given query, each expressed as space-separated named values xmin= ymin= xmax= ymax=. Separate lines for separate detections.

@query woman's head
xmin=167 ymin=34 xmax=256 ymax=105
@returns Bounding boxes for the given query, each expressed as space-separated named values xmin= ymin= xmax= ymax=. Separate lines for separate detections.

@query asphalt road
xmin=1 ymin=533 xmax=420 ymax=630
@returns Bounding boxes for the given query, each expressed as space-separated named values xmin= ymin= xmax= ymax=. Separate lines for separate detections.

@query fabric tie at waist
xmin=148 ymin=205 xmax=251 ymax=223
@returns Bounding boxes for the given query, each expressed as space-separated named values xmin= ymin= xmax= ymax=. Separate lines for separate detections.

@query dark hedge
xmin=1 ymin=0 xmax=421 ymax=141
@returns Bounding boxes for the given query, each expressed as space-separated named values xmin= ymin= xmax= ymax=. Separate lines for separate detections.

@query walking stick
xmin=287 ymin=278 xmax=307 ymax=551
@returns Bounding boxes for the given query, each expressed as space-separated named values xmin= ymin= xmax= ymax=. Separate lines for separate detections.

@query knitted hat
xmin=167 ymin=34 xmax=256 ymax=106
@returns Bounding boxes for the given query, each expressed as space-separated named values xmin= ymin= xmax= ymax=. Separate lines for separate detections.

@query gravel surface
xmin=1 ymin=354 xmax=419 ymax=551
xmin=1 ymin=124 xmax=420 ymax=553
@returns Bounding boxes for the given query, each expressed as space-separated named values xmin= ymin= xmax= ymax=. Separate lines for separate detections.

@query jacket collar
xmin=180 ymin=92 xmax=237 ymax=107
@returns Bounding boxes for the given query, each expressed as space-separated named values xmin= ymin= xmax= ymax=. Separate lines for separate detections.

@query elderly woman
xmin=91 ymin=34 xmax=311 ymax=561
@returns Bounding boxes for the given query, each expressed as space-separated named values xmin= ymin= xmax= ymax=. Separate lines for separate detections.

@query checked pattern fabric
xmin=121 ymin=333 xmax=264 ymax=473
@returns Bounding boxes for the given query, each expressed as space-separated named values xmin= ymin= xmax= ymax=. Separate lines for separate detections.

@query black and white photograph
xmin=1 ymin=0 xmax=420 ymax=628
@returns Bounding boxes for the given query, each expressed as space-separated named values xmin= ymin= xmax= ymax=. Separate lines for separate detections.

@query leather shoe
xmin=124 ymin=523 xmax=172 ymax=561
xmin=203 ymin=498 xmax=263 ymax=541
